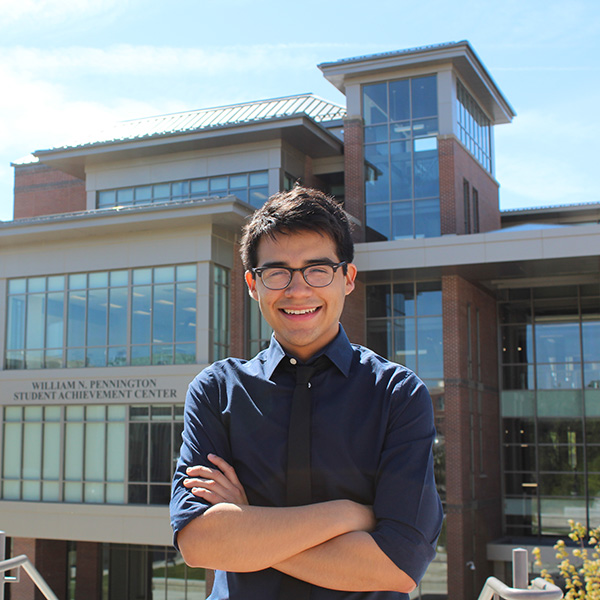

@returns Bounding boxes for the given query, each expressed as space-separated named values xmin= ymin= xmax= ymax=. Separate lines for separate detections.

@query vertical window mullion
xmin=147 ymin=420 xmax=151 ymax=503
xmin=59 ymin=407 xmax=65 ymax=502
xmin=172 ymin=275 xmax=177 ymax=360
xmin=127 ymin=272 xmax=132 ymax=365
xmin=150 ymin=274 xmax=154 ymax=365
xmin=84 ymin=282 xmax=89 ymax=366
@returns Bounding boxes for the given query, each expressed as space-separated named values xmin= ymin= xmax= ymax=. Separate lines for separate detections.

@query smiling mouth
xmin=281 ymin=307 xmax=319 ymax=315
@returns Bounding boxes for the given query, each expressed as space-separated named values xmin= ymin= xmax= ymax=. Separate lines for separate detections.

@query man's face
xmin=245 ymin=230 xmax=357 ymax=362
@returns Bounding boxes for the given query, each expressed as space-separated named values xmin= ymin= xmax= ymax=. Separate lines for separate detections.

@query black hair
xmin=239 ymin=186 xmax=354 ymax=270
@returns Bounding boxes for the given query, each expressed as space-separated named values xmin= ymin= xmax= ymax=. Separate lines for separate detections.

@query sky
xmin=0 ymin=0 xmax=598 ymax=222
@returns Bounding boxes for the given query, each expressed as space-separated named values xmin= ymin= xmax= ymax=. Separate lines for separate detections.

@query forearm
xmin=274 ymin=531 xmax=416 ymax=593
xmin=177 ymin=499 xmax=372 ymax=572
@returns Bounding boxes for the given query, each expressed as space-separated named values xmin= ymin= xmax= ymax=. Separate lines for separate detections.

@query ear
xmin=344 ymin=263 xmax=357 ymax=296
xmin=245 ymin=270 xmax=259 ymax=301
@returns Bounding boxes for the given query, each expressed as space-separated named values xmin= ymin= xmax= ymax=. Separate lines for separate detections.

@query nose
xmin=284 ymin=270 xmax=312 ymax=296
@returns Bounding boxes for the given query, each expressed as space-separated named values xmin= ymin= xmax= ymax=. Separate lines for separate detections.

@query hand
xmin=183 ymin=454 xmax=249 ymax=506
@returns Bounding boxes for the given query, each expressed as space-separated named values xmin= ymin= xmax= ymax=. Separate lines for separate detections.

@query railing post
xmin=513 ymin=548 xmax=529 ymax=590
xmin=0 ymin=531 xmax=5 ymax=600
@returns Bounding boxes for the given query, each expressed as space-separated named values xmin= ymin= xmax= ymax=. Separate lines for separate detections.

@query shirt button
xmin=289 ymin=358 xmax=297 ymax=365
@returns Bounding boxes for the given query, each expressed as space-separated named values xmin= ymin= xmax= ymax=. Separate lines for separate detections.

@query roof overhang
xmin=354 ymin=224 xmax=600 ymax=290
xmin=502 ymin=202 xmax=600 ymax=227
xmin=319 ymin=41 xmax=515 ymax=124
xmin=33 ymin=115 xmax=344 ymax=179
xmin=0 ymin=196 xmax=253 ymax=248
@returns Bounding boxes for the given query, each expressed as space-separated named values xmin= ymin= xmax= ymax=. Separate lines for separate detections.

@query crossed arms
xmin=176 ymin=454 xmax=416 ymax=593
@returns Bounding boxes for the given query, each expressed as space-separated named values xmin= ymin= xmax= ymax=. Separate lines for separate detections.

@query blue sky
xmin=0 ymin=0 xmax=598 ymax=221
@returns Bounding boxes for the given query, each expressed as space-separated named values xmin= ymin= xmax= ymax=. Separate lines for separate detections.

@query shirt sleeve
xmin=169 ymin=367 xmax=232 ymax=549
xmin=369 ymin=370 xmax=444 ymax=585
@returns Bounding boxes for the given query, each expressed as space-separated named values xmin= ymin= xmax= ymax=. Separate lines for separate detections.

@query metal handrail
xmin=0 ymin=530 xmax=59 ymax=600
xmin=0 ymin=554 xmax=59 ymax=600
xmin=477 ymin=576 xmax=564 ymax=600
xmin=477 ymin=548 xmax=563 ymax=600
xmin=0 ymin=554 xmax=60 ymax=600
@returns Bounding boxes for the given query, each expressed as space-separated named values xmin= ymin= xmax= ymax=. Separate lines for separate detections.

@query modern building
xmin=1 ymin=40 xmax=599 ymax=600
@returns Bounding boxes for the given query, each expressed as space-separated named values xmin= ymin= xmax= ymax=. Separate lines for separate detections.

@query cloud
xmin=0 ymin=40 xmax=352 ymax=220
xmin=0 ymin=0 xmax=130 ymax=26
xmin=3 ymin=43 xmax=348 ymax=78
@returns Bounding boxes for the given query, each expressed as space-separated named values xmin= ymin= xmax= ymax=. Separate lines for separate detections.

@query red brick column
xmin=302 ymin=155 xmax=325 ymax=191
xmin=442 ymin=275 xmax=501 ymax=600
xmin=341 ymin=276 xmax=366 ymax=346
xmin=438 ymin=137 xmax=457 ymax=235
xmin=76 ymin=542 xmax=102 ymax=600
xmin=438 ymin=137 xmax=501 ymax=236
xmin=11 ymin=538 xmax=68 ymax=600
xmin=343 ymin=117 xmax=365 ymax=243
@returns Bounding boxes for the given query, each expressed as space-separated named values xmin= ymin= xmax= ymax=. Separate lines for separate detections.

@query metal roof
xmin=318 ymin=41 xmax=461 ymax=69
xmin=42 ymin=93 xmax=346 ymax=153
xmin=501 ymin=201 xmax=600 ymax=213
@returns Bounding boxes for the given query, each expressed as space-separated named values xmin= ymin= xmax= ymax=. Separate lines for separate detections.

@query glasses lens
xmin=261 ymin=268 xmax=291 ymax=290
xmin=304 ymin=264 xmax=335 ymax=287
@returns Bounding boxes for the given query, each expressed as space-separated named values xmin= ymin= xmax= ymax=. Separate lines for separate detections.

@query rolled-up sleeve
xmin=169 ymin=369 xmax=231 ymax=549
xmin=369 ymin=372 xmax=444 ymax=584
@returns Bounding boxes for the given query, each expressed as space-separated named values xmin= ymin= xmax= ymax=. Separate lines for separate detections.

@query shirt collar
xmin=262 ymin=325 xmax=353 ymax=380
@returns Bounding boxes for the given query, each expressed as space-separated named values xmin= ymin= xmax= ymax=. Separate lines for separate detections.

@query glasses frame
xmin=251 ymin=261 xmax=347 ymax=290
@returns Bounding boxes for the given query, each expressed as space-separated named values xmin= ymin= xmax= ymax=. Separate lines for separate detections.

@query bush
xmin=534 ymin=520 xmax=600 ymax=600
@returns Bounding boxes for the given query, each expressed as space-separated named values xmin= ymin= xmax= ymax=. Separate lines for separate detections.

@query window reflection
xmin=363 ymin=75 xmax=440 ymax=241
xmin=0 ymin=404 xmax=184 ymax=506
xmin=500 ymin=285 xmax=600 ymax=534
xmin=6 ymin=266 xmax=197 ymax=369
xmin=366 ymin=280 xmax=443 ymax=381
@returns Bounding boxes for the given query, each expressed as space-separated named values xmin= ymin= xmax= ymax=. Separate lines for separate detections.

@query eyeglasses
xmin=252 ymin=262 xmax=347 ymax=290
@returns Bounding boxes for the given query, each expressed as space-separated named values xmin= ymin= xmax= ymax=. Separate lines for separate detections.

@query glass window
xmin=363 ymin=75 xmax=440 ymax=240
xmin=389 ymin=79 xmax=410 ymax=122
xmin=535 ymin=322 xmax=581 ymax=364
xmin=391 ymin=201 xmax=413 ymax=240
xmin=583 ymin=320 xmax=600 ymax=361
xmin=2 ymin=404 xmax=185 ymax=506
xmin=411 ymin=76 xmax=437 ymax=119
xmin=456 ymin=80 xmax=492 ymax=173
xmin=414 ymin=199 xmax=440 ymax=238
xmin=366 ymin=280 xmax=443 ymax=379
xmin=500 ymin=285 xmax=600 ymax=532
xmin=365 ymin=204 xmax=390 ymax=242
xmin=6 ymin=265 xmax=197 ymax=369
xmin=365 ymin=144 xmax=390 ymax=204
xmin=213 ymin=265 xmax=230 ymax=361
xmin=363 ymin=83 xmax=388 ymax=125
xmin=96 ymin=171 xmax=269 ymax=209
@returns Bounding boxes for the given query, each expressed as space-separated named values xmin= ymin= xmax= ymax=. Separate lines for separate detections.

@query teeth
xmin=283 ymin=307 xmax=318 ymax=315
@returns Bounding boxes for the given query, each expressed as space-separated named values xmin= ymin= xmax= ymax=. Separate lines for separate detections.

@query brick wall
xmin=343 ymin=117 xmax=366 ymax=243
xmin=11 ymin=538 xmax=68 ymax=600
xmin=439 ymin=137 xmax=500 ymax=235
xmin=14 ymin=163 xmax=86 ymax=219
xmin=442 ymin=275 xmax=501 ymax=600
xmin=75 ymin=542 xmax=102 ymax=600
xmin=340 ymin=276 xmax=366 ymax=346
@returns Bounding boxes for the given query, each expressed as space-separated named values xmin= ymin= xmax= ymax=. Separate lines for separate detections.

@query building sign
xmin=0 ymin=370 xmax=202 ymax=405
xmin=12 ymin=378 xmax=177 ymax=402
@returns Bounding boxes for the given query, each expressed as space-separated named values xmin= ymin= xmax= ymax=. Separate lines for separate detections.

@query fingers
xmin=184 ymin=454 xmax=249 ymax=506
xmin=207 ymin=454 xmax=246 ymax=491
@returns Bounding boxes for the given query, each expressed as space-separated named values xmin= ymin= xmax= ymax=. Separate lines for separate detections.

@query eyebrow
xmin=258 ymin=258 xmax=338 ymax=268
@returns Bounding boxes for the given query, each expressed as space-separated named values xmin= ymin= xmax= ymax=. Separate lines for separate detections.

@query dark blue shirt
xmin=170 ymin=327 xmax=443 ymax=600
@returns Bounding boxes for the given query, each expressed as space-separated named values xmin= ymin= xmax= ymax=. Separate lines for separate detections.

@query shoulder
xmin=350 ymin=343 xmax=430 ymax=399
xmin=190 ymin=352 xmax=267 ymax=389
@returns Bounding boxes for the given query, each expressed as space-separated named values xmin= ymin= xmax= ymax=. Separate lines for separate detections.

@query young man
xmin=170 ymin=187 xmax=443 ymax=599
